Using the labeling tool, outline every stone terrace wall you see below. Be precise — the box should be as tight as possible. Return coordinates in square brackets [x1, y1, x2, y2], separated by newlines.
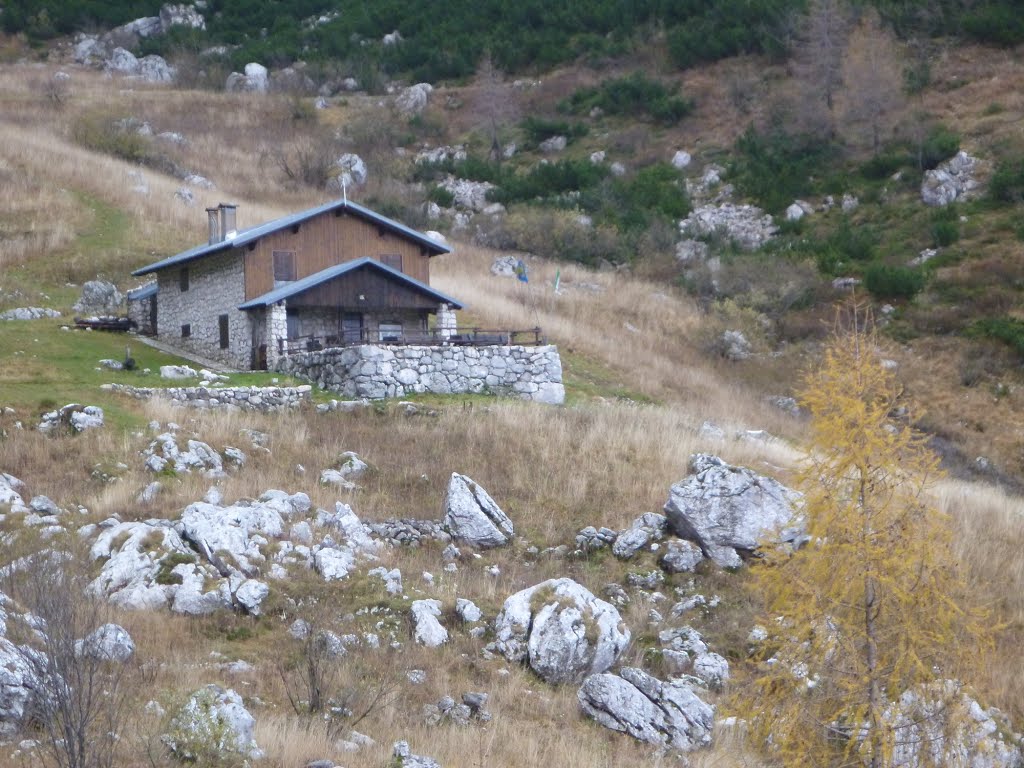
[103, 383, 311, 411]
[277, 344, 565, 404]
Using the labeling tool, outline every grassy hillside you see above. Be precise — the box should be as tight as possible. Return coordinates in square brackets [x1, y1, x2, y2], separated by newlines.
[1, 20, 1024, 766]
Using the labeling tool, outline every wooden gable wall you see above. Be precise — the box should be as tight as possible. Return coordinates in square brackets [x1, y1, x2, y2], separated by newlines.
[286, 266, 440, 311]
[243, 209, 432, 300]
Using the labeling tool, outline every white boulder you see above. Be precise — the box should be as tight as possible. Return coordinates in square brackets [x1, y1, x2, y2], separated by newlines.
[75, 623, 135, 663]
[663, 454, 804, 568]
[395, 83, 433, 116]
[492, 577, 630, 684]
[164, 685, 261, 761]
[443, 473, 513, 548]
[411, 599, 448, 647]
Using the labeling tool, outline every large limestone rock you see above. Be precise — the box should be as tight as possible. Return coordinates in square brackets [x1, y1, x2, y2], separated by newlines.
[73, 280, 123, 315]
[225, 63, 268, 93]
[663, 454, 803, 568]
[410, 599, 448, 647]
[443, 473, 513, 549]
[492, 578, 630, 684]
[578, 667, 714, 752]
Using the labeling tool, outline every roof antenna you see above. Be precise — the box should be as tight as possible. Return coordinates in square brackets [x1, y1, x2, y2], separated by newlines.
[342, 178, 348, 205]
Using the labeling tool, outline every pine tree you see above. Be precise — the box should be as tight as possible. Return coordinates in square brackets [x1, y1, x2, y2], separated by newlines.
[735, 303, 992, 767]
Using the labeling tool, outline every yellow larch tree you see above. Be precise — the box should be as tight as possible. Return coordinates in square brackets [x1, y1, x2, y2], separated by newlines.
[735, 304, 992, 767]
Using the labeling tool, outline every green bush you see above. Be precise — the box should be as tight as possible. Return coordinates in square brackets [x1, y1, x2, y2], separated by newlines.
[963, 3, 1024, 47]
[519, 116, 588, 147]
[489, 159, 607, 205]
[427, 186, 455, 207]
[812, 221, 879, 275]
[860, 150, 911, 180]
[563, 72, 694, 125]
[864, 264, 926, 299]
[929, 208, 960, 246]
[970, 317, 1024, 357]
[729, 126, 835, 214]
[919, 125, 960, 171]
[989, 158, 1024, 203]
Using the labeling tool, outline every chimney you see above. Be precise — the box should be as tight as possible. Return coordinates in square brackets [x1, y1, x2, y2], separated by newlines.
[206, 207, 220, 244]
[219, 203, 237, 240]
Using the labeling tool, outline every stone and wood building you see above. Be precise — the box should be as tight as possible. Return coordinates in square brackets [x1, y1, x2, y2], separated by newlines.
[131, 199, 461, 370]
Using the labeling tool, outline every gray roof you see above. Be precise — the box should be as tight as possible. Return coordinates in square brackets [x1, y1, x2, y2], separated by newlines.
[237, 257, 466, 310]
[126, 282, 158, 300]
[132, 198, 452, 277]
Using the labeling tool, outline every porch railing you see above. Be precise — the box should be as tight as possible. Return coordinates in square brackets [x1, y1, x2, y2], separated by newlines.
[277, 327, 545, 356]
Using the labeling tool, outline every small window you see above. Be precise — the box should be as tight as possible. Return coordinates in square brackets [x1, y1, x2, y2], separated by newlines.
[218, 314, 230, 349]
[273, 250, 296, 283]
[181, 323, 191, 338]
[179, 268, 189, 292]
[379, 322, 403, 342]
[380, 253, 403, 273]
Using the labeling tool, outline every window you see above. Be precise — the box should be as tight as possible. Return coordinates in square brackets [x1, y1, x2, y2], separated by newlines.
[379, 322, 403, 342]
[273, 250, 296, 283]
[380, 253, 403, 273]
[179, 268, 189, 292]
[218, 314, 229, 349]
[181, 323, 191, 338]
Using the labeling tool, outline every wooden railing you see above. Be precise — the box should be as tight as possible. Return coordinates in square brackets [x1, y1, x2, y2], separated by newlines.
[278, 327, 545, 356]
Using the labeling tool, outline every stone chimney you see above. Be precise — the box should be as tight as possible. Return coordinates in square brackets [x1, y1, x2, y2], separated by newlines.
[219, 203, 237, 240]
[206, 207, 220, 244]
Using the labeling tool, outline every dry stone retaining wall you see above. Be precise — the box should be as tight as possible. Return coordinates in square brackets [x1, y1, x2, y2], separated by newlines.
[277, 344, 565, 404]
[103, 383, 310, 411]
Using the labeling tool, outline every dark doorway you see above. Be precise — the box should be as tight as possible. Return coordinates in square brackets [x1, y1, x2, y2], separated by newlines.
[219, 314, 230, 349]
[342, 312, 363, 343]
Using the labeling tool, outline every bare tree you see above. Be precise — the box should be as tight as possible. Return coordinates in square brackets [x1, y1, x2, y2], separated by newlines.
[6, 554, 131, 768]
[790, 0, 852, 139]
[470, 52, 519, 166]
[838, 9, 906, 153]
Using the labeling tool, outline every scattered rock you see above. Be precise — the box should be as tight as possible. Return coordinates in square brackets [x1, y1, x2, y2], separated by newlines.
[612, 513, 667, 559]
[443, 473, 513, 548]
[410, 600, 448, 647]
[37, 404, 104, 435]
[492, 577, 630, 684]
[539, 135, 567, 153]
[396, 83, 433, 117]
[578, 667, 714, 752]
[0, 307, 61, 321]
[671, 150, 691, 169]
[226, 62, 268, 93]
[663, 454, 804, 568]
[391, 740, 441, 768]
[659, 540, 705, 574]
[75, 623, 135, 663]
[164, 685, 262, 761]
[455, 598, 482, 623]
[575, 526, 617, 552]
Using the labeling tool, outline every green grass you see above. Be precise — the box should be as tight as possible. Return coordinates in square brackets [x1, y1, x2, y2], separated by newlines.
[559, 349, 656, 405]
[0, 321, 307, 429]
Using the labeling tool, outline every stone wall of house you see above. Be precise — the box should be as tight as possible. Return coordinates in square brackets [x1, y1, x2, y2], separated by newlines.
[127, 294, 155, 334]
[277, 344, 565, 404]
[102, 383, 311, 411]
[155, 250, 253, 368]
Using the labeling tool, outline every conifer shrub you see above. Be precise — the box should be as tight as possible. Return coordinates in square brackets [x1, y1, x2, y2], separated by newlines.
[864, 264, 926, 299]
[562, 72, 694, 125]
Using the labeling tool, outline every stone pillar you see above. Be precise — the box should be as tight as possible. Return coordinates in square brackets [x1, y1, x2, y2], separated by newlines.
[436, 303, 457, 340]
[266, 301, 288, 367]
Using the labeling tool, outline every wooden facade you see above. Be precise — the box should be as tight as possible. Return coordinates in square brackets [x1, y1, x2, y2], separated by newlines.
[286, 266, 441, 311]
[242, 209, 432, 300]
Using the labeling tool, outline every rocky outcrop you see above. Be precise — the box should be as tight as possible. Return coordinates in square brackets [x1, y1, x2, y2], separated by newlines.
[226, 63, 269, 93]
[659, 539, 705, 573]
[679, 203, 777, 251]
[612, 513, 667, 559]
[326, 153, 367, 191]
[870, 680, 1022, 768]
[438, 177, 494, 211]
[492, 578, 630, 684]
[577, 667, 714, 753]
[663, 454, 804, 568]
[443, 473, 513, 548]
[0, 473, 28, 513]
[0, 639, 40, 736]
[392, 741, 441, 768]
[921, 151, 981, 207]
[142, 433, 227, 476]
